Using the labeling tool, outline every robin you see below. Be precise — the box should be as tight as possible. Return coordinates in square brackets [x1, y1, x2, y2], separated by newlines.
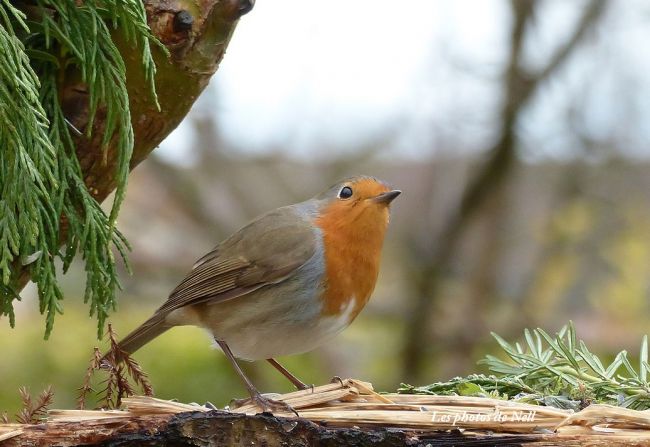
[110, 176, 400, 412]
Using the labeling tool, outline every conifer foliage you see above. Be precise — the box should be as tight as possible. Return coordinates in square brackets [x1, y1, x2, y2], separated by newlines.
[0, 0, 160, 338]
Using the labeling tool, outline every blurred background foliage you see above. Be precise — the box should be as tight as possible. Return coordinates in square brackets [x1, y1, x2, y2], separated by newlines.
[3, 0, 650, 415]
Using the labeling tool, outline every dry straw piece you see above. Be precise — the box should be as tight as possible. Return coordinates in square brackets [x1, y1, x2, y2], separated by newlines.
[3, 378, 650, 444]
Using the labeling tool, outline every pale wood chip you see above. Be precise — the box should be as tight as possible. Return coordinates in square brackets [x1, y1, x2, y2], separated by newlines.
[0, 428, 23, 442]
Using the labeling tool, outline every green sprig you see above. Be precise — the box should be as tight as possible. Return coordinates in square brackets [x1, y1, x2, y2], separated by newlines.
[401, 323, 650, 411]
[0, 0, 159, 338]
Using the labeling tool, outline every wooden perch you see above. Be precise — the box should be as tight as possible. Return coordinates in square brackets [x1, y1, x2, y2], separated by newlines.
[3, 379, 650, 446]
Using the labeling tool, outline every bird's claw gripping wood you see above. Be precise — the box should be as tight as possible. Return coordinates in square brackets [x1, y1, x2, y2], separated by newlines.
[230, 394, 300, 417]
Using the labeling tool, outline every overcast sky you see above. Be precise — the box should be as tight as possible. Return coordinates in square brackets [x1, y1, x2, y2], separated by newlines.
[157, 0, 650, 164]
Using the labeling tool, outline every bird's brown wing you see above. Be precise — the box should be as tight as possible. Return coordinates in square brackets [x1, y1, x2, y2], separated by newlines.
[156, 206, 318, 316]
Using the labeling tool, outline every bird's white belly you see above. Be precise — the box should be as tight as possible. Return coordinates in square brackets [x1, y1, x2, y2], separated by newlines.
[219, 298, 355, 360]
[185, 244, 355, 360]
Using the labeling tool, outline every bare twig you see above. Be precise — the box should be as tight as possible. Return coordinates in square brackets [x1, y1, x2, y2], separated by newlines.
[15, 386, 54, 424]
[124, 357, 154, 397]
[77, 348, 103, 410]
[78, 324, 154, 410]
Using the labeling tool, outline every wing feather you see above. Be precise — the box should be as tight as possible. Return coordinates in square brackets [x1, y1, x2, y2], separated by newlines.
[155, 206, 317, 316]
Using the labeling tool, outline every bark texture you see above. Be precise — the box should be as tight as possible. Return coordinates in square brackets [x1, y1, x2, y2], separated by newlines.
[68, 0, 251, 203]
[0, 411, 555, 446]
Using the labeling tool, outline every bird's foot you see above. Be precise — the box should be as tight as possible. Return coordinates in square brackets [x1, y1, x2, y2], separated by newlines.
[330, 375, 345, 386]
[293, 381, 314, 392]
[231, 393, 299, 416]
[204, 401, 219, 410]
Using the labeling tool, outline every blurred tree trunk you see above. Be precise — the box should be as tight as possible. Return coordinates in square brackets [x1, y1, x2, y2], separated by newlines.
[401, 0, 607, 383]
[14, 0, 253, 290]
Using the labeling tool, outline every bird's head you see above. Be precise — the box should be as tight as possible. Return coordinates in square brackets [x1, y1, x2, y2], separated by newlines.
[314, 176, 400, 234]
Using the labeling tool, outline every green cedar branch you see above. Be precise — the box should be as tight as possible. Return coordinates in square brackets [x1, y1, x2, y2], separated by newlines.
[1, 0, 251, 338]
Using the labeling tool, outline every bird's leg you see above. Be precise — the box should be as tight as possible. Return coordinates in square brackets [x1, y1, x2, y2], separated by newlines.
[215, 339, 298, 415]
[266, 358, 311, 391]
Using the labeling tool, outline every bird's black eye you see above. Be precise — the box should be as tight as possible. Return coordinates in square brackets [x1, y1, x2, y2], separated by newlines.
[338, 186, 353, 199]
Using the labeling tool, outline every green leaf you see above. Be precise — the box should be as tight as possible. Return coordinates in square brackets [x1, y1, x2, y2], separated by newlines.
[641, 335, 648, 383]
[457, 382, 486, 397]
[24, 49, 59, 66]
[604, 352, 625, 379]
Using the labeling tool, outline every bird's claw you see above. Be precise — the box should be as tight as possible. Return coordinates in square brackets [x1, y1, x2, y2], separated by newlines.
[204, 401, 218, 410]
[330, 375, 345, 386]
[294, 381, 314, 392]
[231, 394, 299, 417]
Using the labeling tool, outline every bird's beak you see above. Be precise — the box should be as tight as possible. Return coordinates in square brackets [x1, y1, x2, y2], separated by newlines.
[372, 190, 401, 204]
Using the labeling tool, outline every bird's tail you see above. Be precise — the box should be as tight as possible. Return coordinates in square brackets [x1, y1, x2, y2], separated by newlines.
[105, 314, 171, 363]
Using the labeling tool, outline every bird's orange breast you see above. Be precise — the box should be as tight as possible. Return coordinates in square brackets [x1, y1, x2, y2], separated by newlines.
[315, 189, 390, 321]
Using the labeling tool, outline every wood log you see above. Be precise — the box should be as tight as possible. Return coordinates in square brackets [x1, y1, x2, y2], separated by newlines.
[3, 380, 650, 446]
[0, 410, 550, 447]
